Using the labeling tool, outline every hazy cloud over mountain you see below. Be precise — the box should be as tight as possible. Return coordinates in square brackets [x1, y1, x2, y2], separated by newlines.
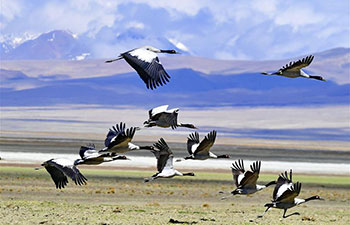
[1, 0, 349, 60]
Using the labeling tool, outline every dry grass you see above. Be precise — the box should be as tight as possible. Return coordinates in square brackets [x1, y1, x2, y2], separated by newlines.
[0, 166, 349, 224]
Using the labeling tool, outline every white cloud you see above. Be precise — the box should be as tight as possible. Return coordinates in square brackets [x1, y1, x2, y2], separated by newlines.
[73, 52, 90, 61]
[0, 0, 22, 21]
[168, 38, 190, 52]
[274, 5, 324, 31]
[227, 35, 240, 47]
[132, 0, 203, 17]
[316, 27, 342, 39]
[130, 0, 251, 23]
[215, 50, 250, 60]
[0, 0, 349, 60]
[125, 21, 145, 29]
[36, 1, 119, 35]
[0, 0, 121, 37]
[251, 0, 278, 15]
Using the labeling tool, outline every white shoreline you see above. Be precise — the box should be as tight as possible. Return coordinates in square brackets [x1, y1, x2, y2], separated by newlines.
[0, 151, 349, 175]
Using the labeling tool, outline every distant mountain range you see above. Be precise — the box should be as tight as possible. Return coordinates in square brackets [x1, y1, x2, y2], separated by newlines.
[1, 46, 349, 84]
[0, 30, 189, 60]
[0, 30, 349, 107]
[1, 68, 348, 107]
[1, 30, 88, 60]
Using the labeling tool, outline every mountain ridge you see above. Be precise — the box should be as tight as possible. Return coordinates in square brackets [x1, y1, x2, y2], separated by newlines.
[1, 68, 348, 107]
[1, 47, 349, 84]
[0, 30, 188, 60]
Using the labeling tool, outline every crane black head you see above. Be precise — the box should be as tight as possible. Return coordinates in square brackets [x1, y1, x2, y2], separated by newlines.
[160, 49, 181, 54]
[305, 195, 324, 202]
[217, 154, 230, 159]
[309, 75, 326, 81]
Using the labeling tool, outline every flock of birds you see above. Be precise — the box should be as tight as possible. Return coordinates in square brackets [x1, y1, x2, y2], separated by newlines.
[105, 46, 325, 90]
[40, 46, 325, 219]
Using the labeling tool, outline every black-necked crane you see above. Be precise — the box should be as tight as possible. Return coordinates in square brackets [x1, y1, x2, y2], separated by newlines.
[144, 105, 197, 129]
[177, 131, 229, 161]
[144, 138, 195, 182]
[99, 122, 154, 154]
[105, 46, 180, 89]
[261, 55, 326, 81]
[41, 158, 87, 189]
[75, 143, 129, 165]
[258, 170, 323, 218]
[221, 159, 276, 199]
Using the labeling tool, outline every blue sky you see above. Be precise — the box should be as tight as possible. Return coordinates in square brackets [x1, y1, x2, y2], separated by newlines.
[1, 0, 349, 60]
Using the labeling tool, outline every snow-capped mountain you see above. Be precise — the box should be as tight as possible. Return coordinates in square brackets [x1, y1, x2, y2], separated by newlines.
[87, 27, 191, 58]
[1, 29, 190, 60]
[1, 30, 89, 60]
[0, 32, 39, 49]
[0, 42, 13, 55]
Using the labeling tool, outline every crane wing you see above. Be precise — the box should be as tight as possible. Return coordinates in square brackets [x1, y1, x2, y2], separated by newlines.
[44, 159, 87, 188]
[149, 105, 169, 119]
[152, 138, 172, 172]
[104, 122, 136, 150]
[273, 170, 293, 201]
[239, 161, 261, 188]
[194, 130, 216, 155]
[157, 112, 178, 129]
[187, 132, 200, 155]
[122, 49, 171, 90]
[79, 143, 96, 159]
[50, 159, 87, 186]
[231, 159, 245, 187]
[44, 163, 68, 189]
[276, 182, 302, 203]
[279, 55, 314, 73]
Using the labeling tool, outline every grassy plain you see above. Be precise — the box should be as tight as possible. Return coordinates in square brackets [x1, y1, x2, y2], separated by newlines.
[0, 166, 349, 225]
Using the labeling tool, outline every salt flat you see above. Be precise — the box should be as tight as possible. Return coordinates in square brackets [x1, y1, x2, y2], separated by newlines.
[1, 105, 349, 176]
[1, 151, 349, 175]
[1, 105, 349, 144]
